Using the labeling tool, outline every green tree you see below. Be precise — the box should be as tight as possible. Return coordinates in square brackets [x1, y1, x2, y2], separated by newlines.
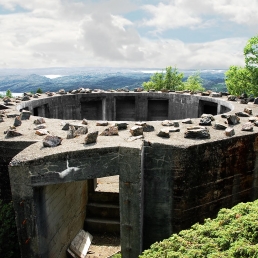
[226, 34, 258, 96]
[142, 72, 164, 91]
[36, 88, 43, 94]
[142, 66, 184, 91]
[184, 71, 205, 92]
[225, 66, 253, 96]
[5, 89, 12, 98]
[164, 66, 184, 90]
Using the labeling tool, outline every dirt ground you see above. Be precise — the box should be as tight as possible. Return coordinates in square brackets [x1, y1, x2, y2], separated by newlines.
[86, 232, 120, 258]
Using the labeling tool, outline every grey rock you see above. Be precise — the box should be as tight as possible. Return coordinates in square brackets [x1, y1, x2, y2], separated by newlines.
[100, 126, 119, 136]
[184, 127, 210, 139]
[173, 121, 180, 127]
[213, 122, 227, 130]
[127, 135, 144, 141]
[182, 118, 192, 124]
[254, 121, 258, 127]
[20, 110, 31, 120]
[74, 126, 88, 136]
[254, 97, 258, 104]
[114, 122, 128, 130]
[201, 92, 210, 96]
[130, 126, 143, 136]
[96, 121, 108, 126]
[228, 95, 236, 101]
[143, 124, 155, 132]
[82, 119, 88, 125]
[239, 99, 248, 104]
[6, 129, 22, 137]
[13, 116, 22, 127]
[157, 129, 170, 138]
[62, 123, 70, 130]
[210, 92, 221, 97]
[43, 135, 62, 147]
[35, 129, 50, 136]
[34, 124, 47, 130]
[135, 122, 146, 126]
[199, 117, 212, 126]
[244, 108, 252, 115]
[168, 127, 180, 132]
[33, 94, 38, 98]
[201, 114, 215, 121]
[67, 126, 75, 139]
[85, 131, 98, 144]
[241, 122, 253, 132]
[21, 95, 30, 101]
[225, 127, 235, 137]
[58, 89, 66, 94]
[161, 120, 174, 126]
[235, 111, 249, 117]
[248, 117, 257, 123]
[227, 115, 240, 125]
[221, 114, 230, 119]
[7, 113, 20, 118]
[0, 117, 4, 122]
[0, 104, 8, 110]
[34, 117, 45, 124]
[85, 88, 92, 93]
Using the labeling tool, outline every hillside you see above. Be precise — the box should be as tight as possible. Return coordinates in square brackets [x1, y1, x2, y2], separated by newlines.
[0, 67, 226, 93]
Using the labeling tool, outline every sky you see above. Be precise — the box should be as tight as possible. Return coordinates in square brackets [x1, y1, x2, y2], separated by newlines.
[0, 0, 257, 70]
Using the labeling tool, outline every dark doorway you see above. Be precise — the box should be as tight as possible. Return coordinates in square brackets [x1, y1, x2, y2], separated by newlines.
[81, 99, 103, 120]
[115, 97, 135, 121]
[148, 99, 169, 120]
[198, 100, 218, 117]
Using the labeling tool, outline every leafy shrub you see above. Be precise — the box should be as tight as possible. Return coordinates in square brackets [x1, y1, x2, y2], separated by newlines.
[0, 200, 20, 258]
[36, 88, 43, 94]
[140, 200, 258, 258]
[5, 89, 12, 98]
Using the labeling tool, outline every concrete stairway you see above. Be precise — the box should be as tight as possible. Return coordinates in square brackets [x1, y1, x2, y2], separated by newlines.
[84, 192, 120, 235]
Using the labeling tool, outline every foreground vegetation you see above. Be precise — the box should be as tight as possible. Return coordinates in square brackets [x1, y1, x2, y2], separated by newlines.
[140, 200, 258, 258]
[0, 200, 20, 258]
[226, 34, 258, 96]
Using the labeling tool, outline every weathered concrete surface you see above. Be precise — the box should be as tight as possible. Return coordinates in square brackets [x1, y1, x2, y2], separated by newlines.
[16, 92, 233, 121]
[2, 91, 258, 257]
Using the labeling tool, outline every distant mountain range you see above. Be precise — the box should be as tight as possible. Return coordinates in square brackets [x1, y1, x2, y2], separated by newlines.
[0, 67, 227, 93]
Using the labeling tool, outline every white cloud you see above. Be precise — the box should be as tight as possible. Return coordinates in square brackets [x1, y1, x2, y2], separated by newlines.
[0, 0, 253, 69]
[78, 12, 144, 61]
[141, 2, 202, 31]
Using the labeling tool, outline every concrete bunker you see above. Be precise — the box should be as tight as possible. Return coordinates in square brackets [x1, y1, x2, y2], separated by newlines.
[3, 91, 258, 258]
[20, 92, 233, 121]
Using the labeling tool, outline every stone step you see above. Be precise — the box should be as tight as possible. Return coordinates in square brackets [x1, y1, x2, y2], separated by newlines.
[87, 202, 120, 220]
[84, 218, 120, 234]
[88, 192, 119, 205]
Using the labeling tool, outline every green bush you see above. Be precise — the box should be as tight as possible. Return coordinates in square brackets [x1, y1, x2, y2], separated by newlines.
[140, 200, 258, 257]
[0, 200, 20, 258]
[36, 88, 43, 94]
[5, 89, 12, 98]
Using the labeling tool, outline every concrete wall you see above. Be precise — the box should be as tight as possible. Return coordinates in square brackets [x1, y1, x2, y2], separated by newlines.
[0, 141, 35, 202]
[9, 146, 143, 258]
[34, 181, 88, 258]
[143, 135, 258, 249]
[17, 93, 233, 121]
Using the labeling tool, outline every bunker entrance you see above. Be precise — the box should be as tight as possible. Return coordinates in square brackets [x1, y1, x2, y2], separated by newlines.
[115, 97, 135, 121]
[148, 99, 169, 120]
[85, 176, 121, 255]
[81, 99, 103, 120]
[198, 100, 218, 117]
